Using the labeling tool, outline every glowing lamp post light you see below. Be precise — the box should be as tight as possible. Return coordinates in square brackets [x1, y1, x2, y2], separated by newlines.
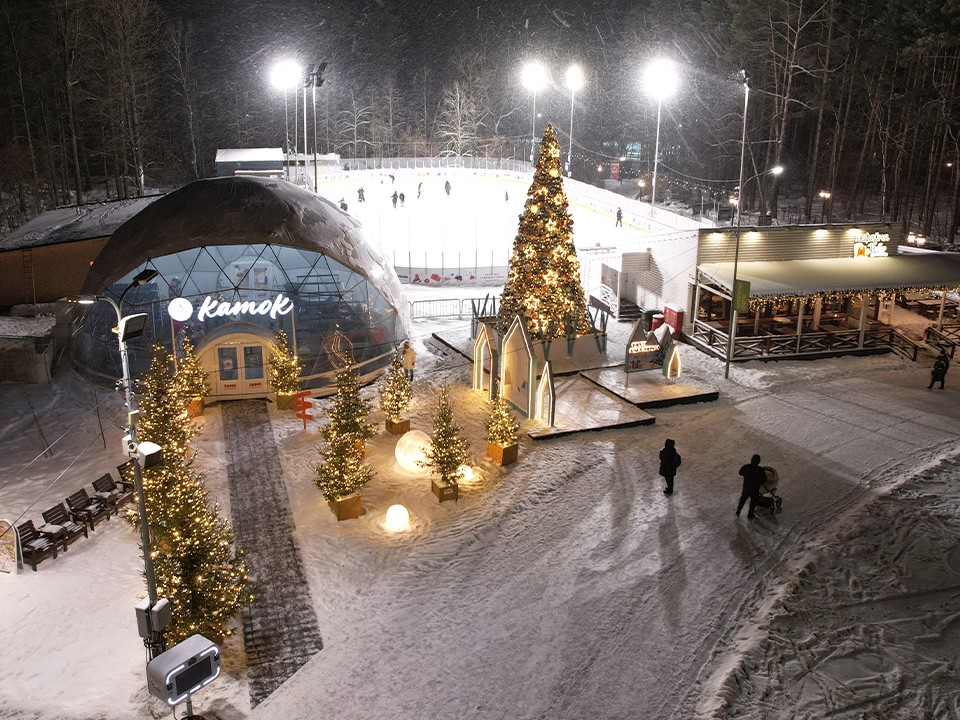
[270, 60, 301, 181]
[521, 61, 548, 163]
[564, 64, 584, 177]
[643, 58, 679, 212]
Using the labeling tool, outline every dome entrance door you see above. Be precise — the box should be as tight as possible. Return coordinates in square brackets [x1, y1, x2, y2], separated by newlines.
[214, 342, 269, 398]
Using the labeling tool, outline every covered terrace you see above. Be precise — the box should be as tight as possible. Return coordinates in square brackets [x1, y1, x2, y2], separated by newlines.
[689, 254, 960, 363]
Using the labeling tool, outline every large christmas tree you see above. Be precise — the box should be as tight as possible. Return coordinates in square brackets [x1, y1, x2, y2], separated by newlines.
[420, 386, 470, 485]
[497, 124, 592, 339]
[315, 364, 375, 500]
[130, 346, 252, 644]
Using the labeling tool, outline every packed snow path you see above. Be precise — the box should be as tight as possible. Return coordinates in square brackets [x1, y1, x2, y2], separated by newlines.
[220, 399, 323, 705]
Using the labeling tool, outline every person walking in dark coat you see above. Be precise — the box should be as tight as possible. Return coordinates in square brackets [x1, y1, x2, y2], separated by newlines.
[417, 181, 423, 198]
[658, 439, 681, 495]
[391, 190, 398, 208]
[928, 349, 950, 389]
[357, 187, 365, 202]
[444, 180, 451, 196]
[737, 454, 767, 519]
[398, 192, 405, 206]
[615, 207, 623, 227]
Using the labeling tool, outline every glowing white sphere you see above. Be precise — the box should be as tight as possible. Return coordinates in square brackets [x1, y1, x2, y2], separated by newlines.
[167, 297, 193, 322]
[384, 504, 410, 532]
[395, 430, 432, 473]
[457, 465, 475, 482]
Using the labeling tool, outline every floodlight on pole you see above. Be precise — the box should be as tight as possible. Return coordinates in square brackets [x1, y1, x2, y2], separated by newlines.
[69, 267, 166, 659]
[521, 61, 548, 164]
[565, 64, 584, 178]
[643, 58, 679, 212]
[725, 69, 751, 380]
[271, 60, 301, 181]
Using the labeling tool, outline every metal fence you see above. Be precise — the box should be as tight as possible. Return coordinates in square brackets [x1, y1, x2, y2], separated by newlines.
[408, 296, 500, 320]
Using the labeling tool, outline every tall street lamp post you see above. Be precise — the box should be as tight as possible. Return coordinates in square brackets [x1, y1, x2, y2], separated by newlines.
[643, 58, 679, 212]
[271, 60, 301, 182]
[521, 61, 548, 164]
[565, 64, 584, 178]
[75, 268, 166, 658]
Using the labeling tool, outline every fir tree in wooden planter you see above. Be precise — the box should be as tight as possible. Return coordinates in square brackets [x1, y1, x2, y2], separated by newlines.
[379, 348, 412, 435]
[176, 337, 209, 417]
[269, 327, 302, 410]
[421, 386, 470, 503]
[315, 365, 375, 520]
[485, 396, 520, 466]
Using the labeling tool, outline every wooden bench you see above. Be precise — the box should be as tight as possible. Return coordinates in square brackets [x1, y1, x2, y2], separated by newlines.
[66, 489, 111, 531]
[116, 461, 136, 493]
[92, 473, 133, 509]
[41, 503, 89, 549]
[16, 520, 58, 571]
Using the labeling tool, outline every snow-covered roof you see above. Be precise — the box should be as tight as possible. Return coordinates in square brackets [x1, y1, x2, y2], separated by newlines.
[698, 255, 960, 297]
[0, 196, 161, 251]
[81, 176, 409, 325]
[0, 314, 56, 338]
[215, 148, 283, 163]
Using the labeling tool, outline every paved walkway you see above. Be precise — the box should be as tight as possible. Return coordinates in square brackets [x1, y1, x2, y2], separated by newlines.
[220, 399, 323, 706]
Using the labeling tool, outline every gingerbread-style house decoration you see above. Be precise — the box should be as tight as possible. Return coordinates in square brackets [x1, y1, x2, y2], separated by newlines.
[500, 316, 537, 418]
[473, 321, 499, 401]
[535, 360, 556, 427]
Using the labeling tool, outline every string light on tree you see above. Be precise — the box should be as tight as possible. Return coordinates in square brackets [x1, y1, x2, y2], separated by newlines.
[378, 347, 411, 422]
[419, 386, 470, 486]
[268, 325, 302, 396]
[314, 364, 375, 501]
[129, 346, 252, 644]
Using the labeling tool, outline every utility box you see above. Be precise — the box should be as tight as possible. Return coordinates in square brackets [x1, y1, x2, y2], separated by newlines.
[146, 634, 221, 706]
[663, 303, 685, 339]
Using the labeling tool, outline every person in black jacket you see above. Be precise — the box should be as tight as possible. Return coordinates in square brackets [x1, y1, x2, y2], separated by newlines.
[737, 454, 766, 519]
[658, 439, 681, 495]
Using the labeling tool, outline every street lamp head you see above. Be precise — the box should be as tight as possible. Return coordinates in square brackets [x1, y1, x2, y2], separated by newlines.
[565, 64, 584, 92]
[521, 61, 548, 93]
[68, 295, 97, 305]
[270, 60, 302, 91]
[770, 165, 784, 176]
[644, 58, 679, 101]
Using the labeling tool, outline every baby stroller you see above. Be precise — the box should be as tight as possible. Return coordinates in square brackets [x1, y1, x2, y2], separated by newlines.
[755, 466, 783, 515]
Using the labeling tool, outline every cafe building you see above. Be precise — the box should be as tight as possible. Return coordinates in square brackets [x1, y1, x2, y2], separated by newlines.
[73, 176, 410, 398]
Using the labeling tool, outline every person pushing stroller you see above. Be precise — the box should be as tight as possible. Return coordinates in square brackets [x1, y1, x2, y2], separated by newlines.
[736, 454, 766, 519]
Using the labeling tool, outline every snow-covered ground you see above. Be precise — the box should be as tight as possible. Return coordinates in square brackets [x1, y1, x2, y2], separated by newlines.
[1, 170, 958, 719]
[1, 309, 958, 719]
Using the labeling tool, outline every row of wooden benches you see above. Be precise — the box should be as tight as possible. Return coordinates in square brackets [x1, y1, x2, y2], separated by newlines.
[16, 466, 135, 571]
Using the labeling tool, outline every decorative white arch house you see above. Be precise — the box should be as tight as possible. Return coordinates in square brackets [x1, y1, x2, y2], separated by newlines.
[472, 321, 498, 401]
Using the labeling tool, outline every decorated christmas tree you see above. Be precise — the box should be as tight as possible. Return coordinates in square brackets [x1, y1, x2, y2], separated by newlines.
[420, 386, 470, 485]
[486, 395, 520, 447]
[175, 336, 209, 401]
[268, 326, 302, 395]
[378, 348, 411, 422]
[315, 364, 375, 500]
[497, 124, 592, 339]
[129, 346, 252, 643]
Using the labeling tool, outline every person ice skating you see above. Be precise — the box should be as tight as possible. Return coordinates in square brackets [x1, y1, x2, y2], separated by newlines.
[737, 454, 766, 519]
[417, 181, 423, 198]
[928, 349, 950, 389]
[357, 187, 365, 202]
[505, 190, 509, 203]
[658, 439, 681, 495]
[444, 180, 451, 196]
[339, 198, 348, 211]
[398, 192, 405, 206]
[391, 190, 398, 208]
[616, 207, 623, 227]
[401, 341, 416, 381]
[389, 173, 395, 184]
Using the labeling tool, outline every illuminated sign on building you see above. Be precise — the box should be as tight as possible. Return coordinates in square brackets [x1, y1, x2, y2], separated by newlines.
[853, 232, 890, 259]
[167, 294, 294, 322]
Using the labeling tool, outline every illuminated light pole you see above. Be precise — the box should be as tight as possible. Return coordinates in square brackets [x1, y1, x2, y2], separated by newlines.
[73, 268, 166, 658]
[818, 189, 832, 223]
[565, 64, 584, 178]
[643, 58, 679, 212]
[521, 61, 548, 164]
[271, 60, 301, 182]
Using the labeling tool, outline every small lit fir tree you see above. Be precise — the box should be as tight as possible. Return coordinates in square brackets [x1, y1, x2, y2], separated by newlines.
[315, 364, 375, 500]
[486, 395, 520, 448]
[129, 346, 252, 644]
[175, 336, 209, 400]
[268, 326, 302, 395]
[378, 348, 411, 422]
[497, 124, 592, 339]
[420, 385, 470, 485]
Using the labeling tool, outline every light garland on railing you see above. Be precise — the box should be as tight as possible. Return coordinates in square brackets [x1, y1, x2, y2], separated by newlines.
[746, 285, 960, 312]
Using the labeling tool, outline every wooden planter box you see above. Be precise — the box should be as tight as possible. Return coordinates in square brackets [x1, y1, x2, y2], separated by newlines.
[386, 418, 410, 435]
[187, 397, 204, 417]
[431, 480, 459, 503]
[328, 492, 363, 521]
[275, 393, 297, 410]
[487, 441, 519, 466]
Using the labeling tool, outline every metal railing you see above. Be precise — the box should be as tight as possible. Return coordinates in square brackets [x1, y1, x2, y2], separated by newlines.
[409, 296, 500, 320]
